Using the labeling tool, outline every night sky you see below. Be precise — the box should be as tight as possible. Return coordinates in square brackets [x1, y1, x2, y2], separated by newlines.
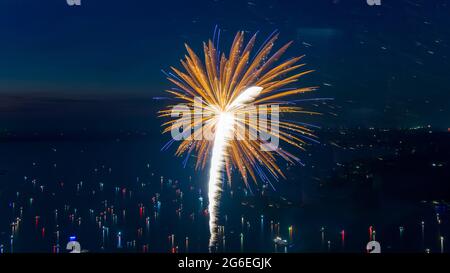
[1, 0, 449, 133]
[1, 0, 450, 255]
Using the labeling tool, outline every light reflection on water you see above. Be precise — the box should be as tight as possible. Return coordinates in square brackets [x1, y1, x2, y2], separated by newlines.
[0, 139, 448, 253]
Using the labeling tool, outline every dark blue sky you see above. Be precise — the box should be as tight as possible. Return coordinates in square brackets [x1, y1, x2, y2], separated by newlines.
[0, 0, 449, 131]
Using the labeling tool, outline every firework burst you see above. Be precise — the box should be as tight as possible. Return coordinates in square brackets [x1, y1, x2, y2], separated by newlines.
[159, 30, 319, 248]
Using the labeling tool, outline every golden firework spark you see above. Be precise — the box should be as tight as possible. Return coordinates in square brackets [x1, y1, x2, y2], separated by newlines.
[159, 30, 319, 247]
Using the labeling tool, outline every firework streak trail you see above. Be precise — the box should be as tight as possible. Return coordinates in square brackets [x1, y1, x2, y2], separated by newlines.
[159, 31, 320, 249]
[208, 86, 262, 247]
